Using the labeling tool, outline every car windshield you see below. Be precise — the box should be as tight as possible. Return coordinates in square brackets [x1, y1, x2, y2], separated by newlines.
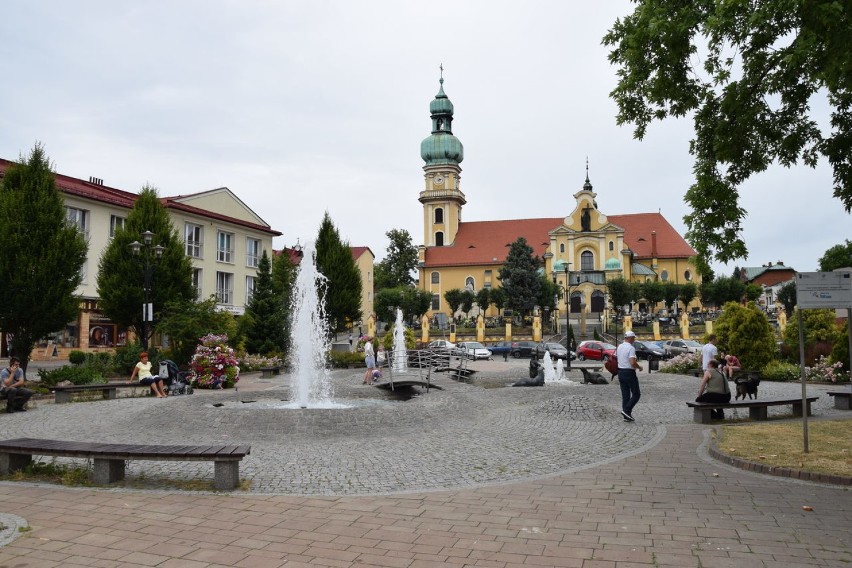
[601, 343, 616, 350]
[546, 343, 563, 349]
[466, 342, 485, 349]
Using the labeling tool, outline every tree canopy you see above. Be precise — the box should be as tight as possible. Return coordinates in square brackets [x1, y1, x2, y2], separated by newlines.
[97, 186, 195, 347]
[818, 239, 852, 271]
[0, 144, 87, 369]
[314, 212, 362, 332]
[374, 229, 418, 290]
[498, 237, 541, 316]
[604, 1, 851, 272]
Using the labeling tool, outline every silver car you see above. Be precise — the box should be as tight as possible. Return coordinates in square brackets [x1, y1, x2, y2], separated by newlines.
[662, 339, 703, 356]
[457, 341, 492, 360]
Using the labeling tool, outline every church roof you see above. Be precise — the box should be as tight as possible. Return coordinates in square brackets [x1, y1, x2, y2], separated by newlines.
[422, 212, 695, 267]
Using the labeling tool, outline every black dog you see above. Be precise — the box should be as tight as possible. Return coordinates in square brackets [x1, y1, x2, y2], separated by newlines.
[579, 368, 608, 385]
[735, 376, 760, 400]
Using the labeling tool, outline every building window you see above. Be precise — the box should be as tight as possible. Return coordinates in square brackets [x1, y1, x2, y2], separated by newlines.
[560, 243, 565, 253]
[246, 275, 256, 304]
[580, 250, 594, 271]
[109, 215, 125, 238]
[465, 276, 475, 291]
[216, 271, 233, 304]
[684, 269, 692, 281]
[217, 231, 234, 263]
[484, 282, 492, 289]
[431, 271, 440, 284]
[431, 294, 440, 310]
[435, 208, 444, 224]
[435, 231, 444, 246]
[185, 223, 203, 258]
[191, 268, 203, 300]
[660, 269, 669, 281]
[65, 207, 89, 237]
[609, 241, 614, 251]
[246, 237, 261, 268]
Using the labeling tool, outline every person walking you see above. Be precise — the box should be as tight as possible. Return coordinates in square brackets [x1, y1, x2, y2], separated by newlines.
[616, 331, 643, 422]
[701, 334, 718, 371]
[363, 340, 376, 385]
[696, 359, 731, 419]
[1, 357, 33, 412]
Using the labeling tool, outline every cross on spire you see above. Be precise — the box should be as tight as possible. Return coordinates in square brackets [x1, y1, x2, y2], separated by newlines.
[439, 63, 444, 84]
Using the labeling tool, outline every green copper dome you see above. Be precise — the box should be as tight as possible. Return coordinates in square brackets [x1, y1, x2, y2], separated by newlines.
[421, 77, 464, 165]
[605, 257, 622, 270]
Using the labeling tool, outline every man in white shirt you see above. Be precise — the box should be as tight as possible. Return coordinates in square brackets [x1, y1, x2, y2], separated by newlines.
[615, 331, 643, 422]
[701, 334, 718, 371]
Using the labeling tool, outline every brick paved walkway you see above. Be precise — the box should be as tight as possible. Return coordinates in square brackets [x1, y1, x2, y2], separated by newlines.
[0, 363, 848, 566]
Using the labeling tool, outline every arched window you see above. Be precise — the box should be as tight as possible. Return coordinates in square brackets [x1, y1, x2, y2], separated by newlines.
[559, 243, 565, 253]
[684, 269, 692, 281]
[660, 270, 669, 281]
[465, 276, 475, 291]
[435, 232, 444, 246]
[580, 250, 594, 271]
[609, 241, 614, 251]
[431, 271, 440, 284]
[434, 208, 444, 224]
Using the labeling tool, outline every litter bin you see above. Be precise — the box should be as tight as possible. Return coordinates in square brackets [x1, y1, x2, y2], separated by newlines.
[648, 357, 659, 372]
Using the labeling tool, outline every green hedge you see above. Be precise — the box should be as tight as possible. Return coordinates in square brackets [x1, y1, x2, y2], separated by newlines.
[37, 366, 106, 387]
[328, 351, 365, 368]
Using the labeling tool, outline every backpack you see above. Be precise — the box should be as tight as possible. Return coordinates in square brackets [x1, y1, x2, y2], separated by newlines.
[604, 356, 618, 377]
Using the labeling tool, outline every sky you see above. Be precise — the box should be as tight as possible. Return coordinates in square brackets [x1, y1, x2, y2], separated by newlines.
[1, 1, 848, 277]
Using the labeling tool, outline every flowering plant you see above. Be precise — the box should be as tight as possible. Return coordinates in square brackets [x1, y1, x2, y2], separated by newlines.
[190, 334, 240, 389]
[239, 353, 283, 372]
[658, 351, 701, 374]
[805, 356, 849, 383]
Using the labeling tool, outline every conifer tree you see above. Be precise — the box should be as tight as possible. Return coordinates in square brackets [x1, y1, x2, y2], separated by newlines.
[244, 251, 286, 355]
[0, 144, 87, 370]
[498, 237, 541, 317]
[314, 212, 362, 333]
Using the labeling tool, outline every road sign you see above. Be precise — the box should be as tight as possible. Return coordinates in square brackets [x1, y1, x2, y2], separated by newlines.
[796, 271, 852, 309]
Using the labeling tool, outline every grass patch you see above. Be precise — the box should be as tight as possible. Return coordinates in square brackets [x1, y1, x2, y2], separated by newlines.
[718, 419, 852, 477]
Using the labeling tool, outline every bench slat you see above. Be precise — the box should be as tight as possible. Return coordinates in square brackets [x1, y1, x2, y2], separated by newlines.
[0, 438, 250, 459]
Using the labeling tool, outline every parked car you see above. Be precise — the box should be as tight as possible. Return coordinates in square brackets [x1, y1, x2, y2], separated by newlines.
[662, 339, 703, 356]
[510, 340, 538, 358]
[534, 342, 574, 361]
[457, 341, 492, 360]
[488, 341, 513, 357]
[633, 340, 668, 361]
[576, 340, 617, 361]
[426, 339, 458, 354]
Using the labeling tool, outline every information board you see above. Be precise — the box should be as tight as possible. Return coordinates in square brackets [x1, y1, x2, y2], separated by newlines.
[795, 271, 852, 309]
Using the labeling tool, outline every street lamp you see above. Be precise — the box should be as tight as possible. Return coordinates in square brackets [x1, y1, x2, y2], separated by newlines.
[129, 230, 164, 349]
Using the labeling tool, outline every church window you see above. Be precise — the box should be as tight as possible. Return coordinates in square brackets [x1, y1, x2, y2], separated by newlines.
[580, 251, 594, 271]
[435, 208, 444, 224]
[661, 270, 669, 281]
[684, 269, 692, 281]
[431, 272, 440, 284]
[435, 232, 444, 246]
[431, 294, 440, 310]
[609, 241, 614, 251]
[559, 243, 565, 253]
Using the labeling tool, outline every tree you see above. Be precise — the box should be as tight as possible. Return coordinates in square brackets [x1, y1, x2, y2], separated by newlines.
[498, 237, 541, 316]
[661, 282, 681, 313]
[604, 2, 852, 271]
[641, 280, 664, 314]
[700, 276, 746, 308]
[475, 288, 491, 315]
[744, 283, 763, 303]
[98, 187, 194, 348]
[443, 289, 464, 318]
[606, 277, 632, 314]
[679, 282, 698, 313]
[157, 296, 236, 366]
[375, 286, 431, 325]
[818, 239, 852, 271]
[713, 302, 776, 371]
[460, 289, 475, 316]
[490, 287, 507, 314]
[777, 281, 797, 317]
[374, 229, 418, 290]
[244, 251, 287, 355]
[783, 308, 842, 353]
[536, 275, 560, 313]
[271, 249, 298, 355]
[315, 212, 362, 333]
[0, 145, 87, 371]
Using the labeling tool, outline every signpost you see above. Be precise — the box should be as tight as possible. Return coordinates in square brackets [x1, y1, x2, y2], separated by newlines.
[794, 271, 852, 452]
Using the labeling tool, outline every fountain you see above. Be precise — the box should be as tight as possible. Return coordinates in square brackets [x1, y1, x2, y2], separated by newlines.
[287, 240, 344, 409]
[542, 351, 579, 385]
[392, 308, 408, 372]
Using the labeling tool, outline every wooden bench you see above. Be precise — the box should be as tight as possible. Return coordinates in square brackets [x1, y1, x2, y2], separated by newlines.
[686, 397, 818, 424]
[0, 438, 250, 490]
[260, 365, 281, 378]
[827, 391, 851, 410]
[50, 382, 146, 404]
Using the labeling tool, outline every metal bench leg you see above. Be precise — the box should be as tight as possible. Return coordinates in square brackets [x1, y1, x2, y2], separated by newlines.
[693, 408, 712, 424]
[214, 460, 239, 490]
[55, 391, 71, 404]
[749, 407, 768, 420]
[0, 452, 32, 474]
[93, 458, 125, 484]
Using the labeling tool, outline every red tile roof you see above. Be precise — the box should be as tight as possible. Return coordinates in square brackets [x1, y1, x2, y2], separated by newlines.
[0, 158, 281, 236]
[350, 246, 374, 261]
[423, 213, 695, 267]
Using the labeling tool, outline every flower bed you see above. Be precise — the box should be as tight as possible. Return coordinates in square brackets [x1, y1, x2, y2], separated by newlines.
[190, 334, 240, 389]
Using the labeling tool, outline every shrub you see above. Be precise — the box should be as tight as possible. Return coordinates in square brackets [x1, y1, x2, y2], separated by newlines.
[239, 354, 284, 372]
[68, 350, 86, 365]
[830, 328, 849, 373]
[381, 325, 416, 350]
[113, 343, 155, 375]
[658, 351, 701, 374]
[328, 351, 365, 368]
[713, 301, 776, 370]
[37, 365, 105, 387]
[805, 356, 850, 383]
[782, 308, 842, 364]
[190, 334, 240, 389]
[761, 360, 800, 382]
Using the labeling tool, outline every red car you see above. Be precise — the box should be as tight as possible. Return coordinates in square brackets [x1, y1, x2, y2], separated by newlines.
[576, 340, 617, 362]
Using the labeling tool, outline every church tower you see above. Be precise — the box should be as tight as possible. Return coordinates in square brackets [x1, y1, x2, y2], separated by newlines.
[419, 71, 465, 247]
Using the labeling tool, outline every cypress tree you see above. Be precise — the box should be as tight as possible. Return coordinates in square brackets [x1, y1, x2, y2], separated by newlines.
[314, 212, 362, 334]
[244, 251, 286, 355]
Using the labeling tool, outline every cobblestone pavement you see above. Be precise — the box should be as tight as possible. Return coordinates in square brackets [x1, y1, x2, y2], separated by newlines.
[0, 360, 849, 566]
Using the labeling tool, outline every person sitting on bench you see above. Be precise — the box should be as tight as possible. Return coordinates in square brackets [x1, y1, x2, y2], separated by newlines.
[723, 353, 741, 379]
[129, 352, 167, 398]
[1, 357, 33, 412]
[696, 359, 731, 419]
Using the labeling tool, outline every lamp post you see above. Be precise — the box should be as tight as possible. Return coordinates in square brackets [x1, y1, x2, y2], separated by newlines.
[129, 230, 164, 350]
[553, 262, 574, 369]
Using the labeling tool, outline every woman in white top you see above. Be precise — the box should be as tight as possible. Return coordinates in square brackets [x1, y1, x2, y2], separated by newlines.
[363, 341, 376, 385]
[129, 352, 167, 398]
